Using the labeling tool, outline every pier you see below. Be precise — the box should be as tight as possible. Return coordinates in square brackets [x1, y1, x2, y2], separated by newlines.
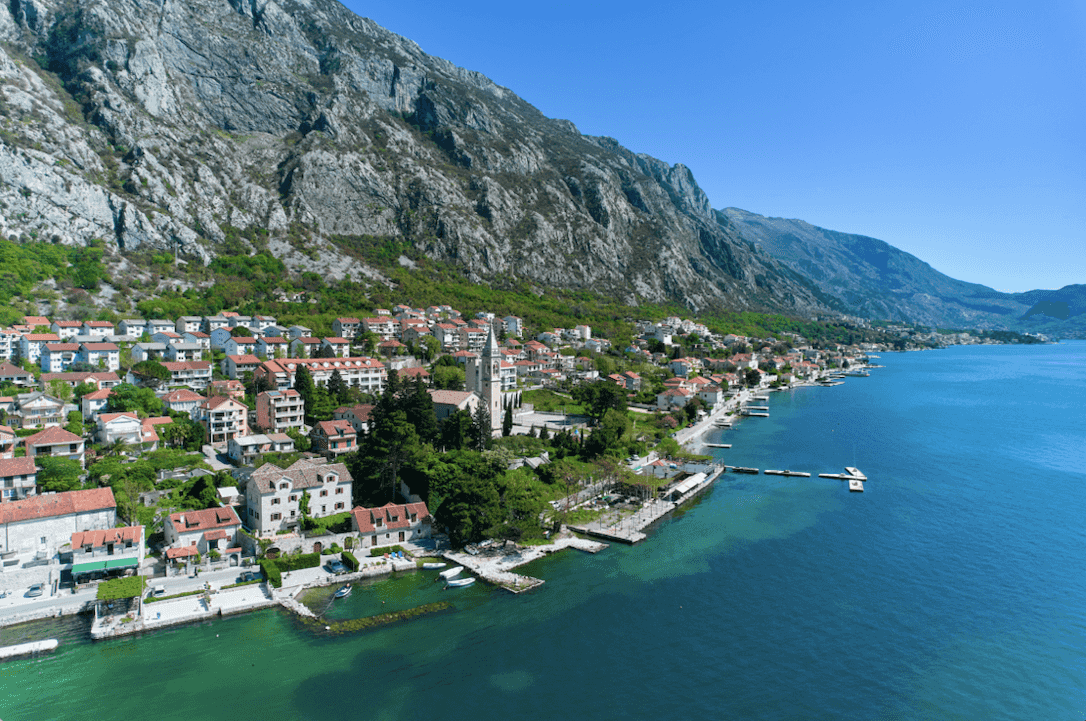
[845, 467, 867, 480]
[764, 470, 811, 477]
[727, 466, 760, 474]
[444, 537, 606, 593]
[0, 639, 58, 660]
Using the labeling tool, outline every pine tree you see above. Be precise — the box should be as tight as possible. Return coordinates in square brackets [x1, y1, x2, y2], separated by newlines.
[502, 405, 513, 437]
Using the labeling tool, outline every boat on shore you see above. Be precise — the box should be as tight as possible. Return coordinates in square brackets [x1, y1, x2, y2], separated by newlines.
[422, 562, 447, 570]
[445, 577, 475, 588]
[334, 584, 352, 599]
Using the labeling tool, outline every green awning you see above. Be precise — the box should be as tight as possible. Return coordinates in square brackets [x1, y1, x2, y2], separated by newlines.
[71, 560, 107, 575]
[104, 557, 138, 569]
[72, 557, 139, 575]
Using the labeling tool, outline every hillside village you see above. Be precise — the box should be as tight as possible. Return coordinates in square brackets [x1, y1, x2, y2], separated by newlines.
[0, 302, 975, 631]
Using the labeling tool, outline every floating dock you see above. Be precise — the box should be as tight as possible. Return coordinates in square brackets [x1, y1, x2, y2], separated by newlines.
[848, 479, 865, 492]
[819, 473, 854, 480]
[0, 639, 58, 660]
[743, 412, 769, 417]
[704, 443, 731, 449]
[764, 470, 811, 477]
[745, 405, 770, 412]
[845, 467, 867, 481]
[728, 466, 760, 474]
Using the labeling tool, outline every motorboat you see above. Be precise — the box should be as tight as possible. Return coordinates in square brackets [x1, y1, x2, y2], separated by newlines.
[333, 584, 352, 599]
[438, 566, 463, 580]
[422, 562, 447, 570]
[445, 577, 475, 588]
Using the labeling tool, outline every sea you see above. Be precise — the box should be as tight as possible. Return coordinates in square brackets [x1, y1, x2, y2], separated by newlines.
[2, 341, 1084, 721]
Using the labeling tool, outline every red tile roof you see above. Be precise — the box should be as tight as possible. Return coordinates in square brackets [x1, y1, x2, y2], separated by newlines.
[0, 457, 36, 477]
[165, 546, 198, 559]
[167, 506, 241, 533]
[0, 487, 115, 524]
[25, 426, 83, 447]
[203, 529, 228, 541]
[351, 502, 430, 533]
[71, 525, 141, 548]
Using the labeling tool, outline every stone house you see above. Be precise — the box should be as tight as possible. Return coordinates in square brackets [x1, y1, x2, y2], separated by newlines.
[244, 458, 352, 535]
[350, 502, 431, 550]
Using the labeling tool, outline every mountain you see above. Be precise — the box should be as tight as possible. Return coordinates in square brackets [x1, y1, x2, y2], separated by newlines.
[0, 0, 834, 317]
[718, 208, 1034, 327]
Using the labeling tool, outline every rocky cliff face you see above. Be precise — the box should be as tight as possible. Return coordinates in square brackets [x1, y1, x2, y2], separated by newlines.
[0, 0, 831, 316]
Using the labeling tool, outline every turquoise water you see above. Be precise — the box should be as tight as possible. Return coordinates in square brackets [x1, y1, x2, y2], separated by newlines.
[3, 342, 1085, 720]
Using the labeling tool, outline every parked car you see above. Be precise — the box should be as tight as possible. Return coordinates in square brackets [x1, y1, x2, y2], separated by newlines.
[237, 571, 260, 583]
[26, 583, 44, 598]
[326, 560, 348, 575]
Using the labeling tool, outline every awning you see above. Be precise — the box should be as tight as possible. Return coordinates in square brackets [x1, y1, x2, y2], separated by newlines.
[71, 556, 138, 575]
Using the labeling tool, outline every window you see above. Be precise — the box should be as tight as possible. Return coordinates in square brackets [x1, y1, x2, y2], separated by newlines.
[335, 487, 343, 495]
[270, 513, 281, 521]
[335, 502, 344, 510]
[272, 498, 280, 505]
[289, 495, 297, 502]
[320, 490, 328, 497]
[290, 510, 295, 518]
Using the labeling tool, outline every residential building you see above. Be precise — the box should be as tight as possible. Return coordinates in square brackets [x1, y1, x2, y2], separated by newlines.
[81, 321, 115, 337]
[256, 390, 304, 434]
[19, 333, 61, 365]
[207, 379, 244, 400]
[427, 389, 480, 423]
[0, 361, 33, 387]
[310, 420, 357, 459]
[164, 343, 204, 362]
[163, 506, 242, 561]
[223, 336, 258, 358]
[39, 371, 120, 391]
[24, 426, 85, 468]
[0, 487, 116, 558]
[0, 424, 15, 459]
[362, 317, 396, 341]
[64, 525, 145, 583]
[117, 319, 148, 338]
[227, 433, 295, 466]
[332, 404, 373, 435]
[193, 396, 249, 447]
[245, 458, 352, 535]
[351, 502, 431, 549]
[41, 343, 81, 372]
[255, 336, 289, 358]
[161, 361, 212, 389]
[202, 315, 230, 334]
[50, 320, 83, 340]
[286, 325, 312, 340]
[78, 342, 120, 372]
[333, 318, 361, 339]
[288, 337, 322, 358]
[0, 457, 37, 501]
[132, 342, 167, 362]
[97, 412, 143, 445]
[223, 354, 262, 380]
[503, 315, 523, 337]
[0, 331, 22, 361]
[81, 389, 112, 422]
[252, 315, 278, 332]
[160, 388, 204, 415]
[458, 327, 487, 353]
[175, 316, 203, 334]
[256, 358, 387, 395]
[14, 392, 66, 428]
[320, 337, 350, 358]
[182, 331, 211, 350]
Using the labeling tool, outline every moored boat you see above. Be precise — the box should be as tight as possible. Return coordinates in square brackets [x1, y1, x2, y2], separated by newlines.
[438, 566, 463, 580]
[334, 584, 352, 599]
[445, 577, 475, 588]
[422, 562, 447, 570]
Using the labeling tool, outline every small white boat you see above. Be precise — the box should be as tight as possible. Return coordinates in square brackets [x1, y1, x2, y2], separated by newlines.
[422, 562, 447, 570]
[438, 566, 463, 580]
[445, 577, 475, 588]
[333, 584, 352, 599]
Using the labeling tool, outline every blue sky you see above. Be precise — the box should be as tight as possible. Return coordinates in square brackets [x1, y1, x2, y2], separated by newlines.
[342, 0, 1085, 293]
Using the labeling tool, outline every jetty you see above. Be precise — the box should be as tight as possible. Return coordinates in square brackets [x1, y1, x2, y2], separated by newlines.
[0, 639, 58, 660]
[764, 470, 811, 477]
[742, 411, 769, 417]
[444, 537, 605, 593]
[745, 405, 770, 412]
[728, 466, 760, 474]
[704, 443, 731, 449]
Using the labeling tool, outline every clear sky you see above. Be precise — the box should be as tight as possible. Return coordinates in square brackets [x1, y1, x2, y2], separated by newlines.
[341, 0, 1085, 293]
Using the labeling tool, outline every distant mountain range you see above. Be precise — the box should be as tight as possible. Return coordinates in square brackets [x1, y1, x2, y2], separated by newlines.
[719, 208, 1084, 336]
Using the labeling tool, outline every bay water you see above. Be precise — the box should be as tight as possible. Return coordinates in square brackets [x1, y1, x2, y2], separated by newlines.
[2, 342, 1084, 720]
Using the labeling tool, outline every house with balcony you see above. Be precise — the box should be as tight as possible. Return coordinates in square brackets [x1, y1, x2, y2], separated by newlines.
[97, 412, 144, 445]
[161, 361, 212, 389]
[333, 317, 361, 339]
[288, 337, 322, 358]
[25, 426, 85, 468]
[14, 391, 66, 428]
[321, 337, 350, 357]
[207, 379, 244, 400]
[351, 502, 431, 550]
[255, 336, 289, 358]
[223, 354, 262, 380]
[0, 457, 37, 502]
[223, 336, 258, 358]
[78, 342, 120, 372]
[81, 321, 115, 337]
[362, 317, 396, 341]
[81, 388, 112, 422]
[0, 361, 33, 387]
[256, 358, 387, 394]
[50, 320, 84, 340]
[202, 315, 230, 334]
[244, 458, 352, 535]
[182, 331, 211, 350]
[19, 333, 61, 365]
[163, 506, 242, 562]
[41, 343, 80, 373]
[0, 425, 15, 459]
[132, 342, 166, 363]
[117, 319, 148, 338]
[175, 316, 203, 334]
[160, 388, 204, 415]
[310, 420, 357, 460]
[332, 404, 373, 435]
[256, 389, 304, 434]
[164, 343, 204, 362]
[194, 396, 248, 447]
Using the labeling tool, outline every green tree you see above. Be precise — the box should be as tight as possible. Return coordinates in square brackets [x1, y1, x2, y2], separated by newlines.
[131, 360, 170, 385]
[502, 405, 513, 437]
[37, 457, 83, 493]
[293, 364, 316, 419]
[584, 408, 631, 458]
[65, 410, 83, 437]
[48, 380, 73, 403]
[572, 381, 628, 424]
[469, 403, 491, 451]
[72, 381, 98, 401]
[439, 409, 473, 450]
[403, 376, 437, 444]
[433, 365, 465, 391]
[106, 383, 164, 417]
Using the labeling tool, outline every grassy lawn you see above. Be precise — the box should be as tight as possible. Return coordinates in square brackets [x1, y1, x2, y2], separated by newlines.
[522, 389, 585, 414]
